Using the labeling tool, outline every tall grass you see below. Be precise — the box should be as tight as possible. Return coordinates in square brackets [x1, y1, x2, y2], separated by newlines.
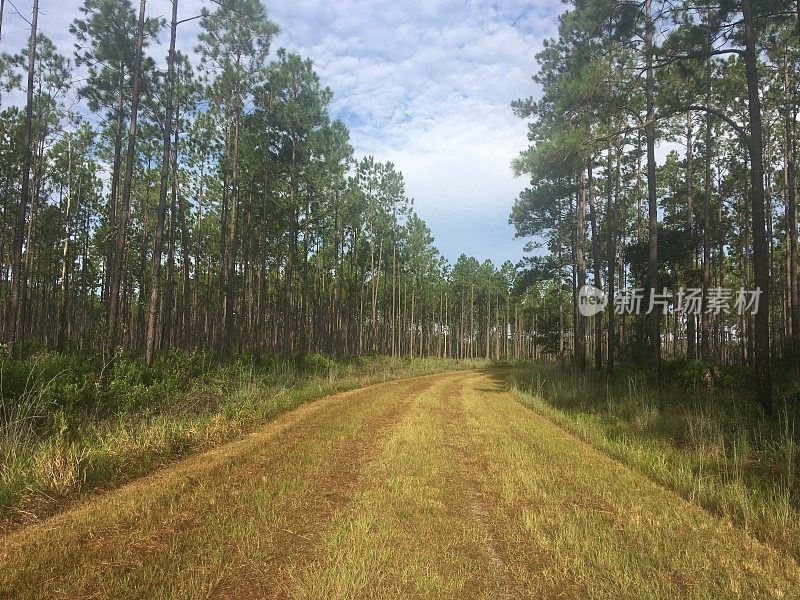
[506, 361, 800, 559]
[0, 350, 482, 528]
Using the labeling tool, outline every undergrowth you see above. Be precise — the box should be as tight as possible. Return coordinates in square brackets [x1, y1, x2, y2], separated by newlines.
[505, 360, 800, 560]
[0, 349, 481, 527]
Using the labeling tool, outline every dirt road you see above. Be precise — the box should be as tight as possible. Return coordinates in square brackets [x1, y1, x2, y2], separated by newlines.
[1, 370, 798, 599]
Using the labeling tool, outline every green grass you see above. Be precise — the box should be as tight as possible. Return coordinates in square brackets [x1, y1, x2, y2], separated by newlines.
[2, 369, 797, 598]
[0, 349, 484, 526]
[505, 362, 800, 560]
[291, 376, 496, 599]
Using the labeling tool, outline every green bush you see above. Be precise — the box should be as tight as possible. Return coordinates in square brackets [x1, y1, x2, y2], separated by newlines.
[660, 358, 715, 388]
[301, 353, 338, 377]
[1, 350, 482, 524]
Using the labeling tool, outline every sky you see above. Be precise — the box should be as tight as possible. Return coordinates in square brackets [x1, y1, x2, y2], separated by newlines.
[1, 0, 567, 267]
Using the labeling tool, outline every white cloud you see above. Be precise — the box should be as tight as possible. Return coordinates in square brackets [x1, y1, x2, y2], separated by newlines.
[1, 0, 567, 266]
[266, 0, 564, 266]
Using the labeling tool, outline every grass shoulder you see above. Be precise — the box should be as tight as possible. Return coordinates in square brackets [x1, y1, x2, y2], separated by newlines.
[504, 360, 800, 561]
[0, 348, 485, 530]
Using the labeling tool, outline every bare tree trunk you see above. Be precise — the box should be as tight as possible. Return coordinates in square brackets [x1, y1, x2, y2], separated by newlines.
[470, 283, 475, 359]
[636, 131, 643, 242]
[784, 50, 799, 370]
[103, 68, 126, 307]
[222, 112, 240, 355]
[58, 148, 77, 349]
[410, 284, 415, 358]
[645, 0, 660, 386]
[485, 291, 490, 359]
[575, 170, 587, 370]
[742, 0, 772, 413]
[163, 132, 178, 350]
[106, 0, 147, 357]
[557, 196, 565, 361]
[179, 187, 190, 347]
[606, 138, 617, 373]
[587, 159, 602, 369]
[686, 112, 697, 359]
[283, 142, 297, 357]
[7, 0, 38, 351]
[145, 0, 177, 365]
[702, 53, 713, 360]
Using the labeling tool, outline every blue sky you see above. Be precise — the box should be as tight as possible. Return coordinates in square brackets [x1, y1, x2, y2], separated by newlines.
[1, 0, 567, 267]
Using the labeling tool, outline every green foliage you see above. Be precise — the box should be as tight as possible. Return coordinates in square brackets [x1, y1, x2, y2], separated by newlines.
[660, 357, 717, 388]
[0, 351, 98, 414]
[301, 353, 338, 377]
[0, 350, 484, 523]
[71, 0, 162, 113]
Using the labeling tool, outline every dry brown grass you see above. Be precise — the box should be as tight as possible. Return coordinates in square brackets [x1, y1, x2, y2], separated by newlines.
[1, 369, 798, 599]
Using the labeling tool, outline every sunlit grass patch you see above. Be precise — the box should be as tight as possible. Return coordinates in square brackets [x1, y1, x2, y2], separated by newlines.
[290, 377, 497, 600]
[507, 363, 800, 560]
[461, 372, 799, 599]
[2, 369, 797, 598]
[0, 374, 432, 598]
[0, 352, 484, 526]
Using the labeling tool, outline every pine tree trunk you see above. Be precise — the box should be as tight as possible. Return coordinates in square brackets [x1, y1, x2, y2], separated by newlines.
[686, 112, 697, 360]
[587, 159, 602, 369]
[784, 50, 799, 370]
[136, 182, 149, 349]
[56, 137, 74, 348]
[607, 139, 617, 373]
[645, 0, 660, 386]
[222, 112, 240, 355]
[558, 196, 565, 361]
[575, 170, 587, 370]
[7, 0, 38, 351]
[145, 0, 177, 365]
[702, 53, 713, 361]
[163, 140, 177, 350]
[283, 141, 297, 357]
[106, 0, 147, 357]
[742, 0, 773, 413]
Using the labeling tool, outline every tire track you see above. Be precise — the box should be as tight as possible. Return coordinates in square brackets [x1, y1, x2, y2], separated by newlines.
[211, 376, 440, 599]
[0, 373, 450, 599]
[436, 372, 515, 599]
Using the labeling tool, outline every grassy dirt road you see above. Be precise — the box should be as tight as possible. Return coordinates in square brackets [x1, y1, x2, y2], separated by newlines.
[1, 370, 798, 599]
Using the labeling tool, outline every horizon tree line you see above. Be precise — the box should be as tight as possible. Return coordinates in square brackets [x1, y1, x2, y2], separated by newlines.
[0, 0, 549, 365]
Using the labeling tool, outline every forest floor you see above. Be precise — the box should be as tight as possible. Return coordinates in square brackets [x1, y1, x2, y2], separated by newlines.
[1, 369, 798, 599]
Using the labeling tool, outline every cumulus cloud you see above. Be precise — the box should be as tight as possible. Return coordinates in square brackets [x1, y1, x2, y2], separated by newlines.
[1, 0, 567, 266]
[266, 0, 564, 266]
